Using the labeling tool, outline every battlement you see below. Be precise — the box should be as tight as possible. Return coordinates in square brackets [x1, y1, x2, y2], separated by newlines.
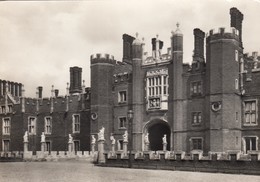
[206, 27, 240, 42]
[90, 53, 116, 65]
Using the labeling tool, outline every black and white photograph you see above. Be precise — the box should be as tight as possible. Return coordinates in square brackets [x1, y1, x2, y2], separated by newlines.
[0, 0, 260, 181]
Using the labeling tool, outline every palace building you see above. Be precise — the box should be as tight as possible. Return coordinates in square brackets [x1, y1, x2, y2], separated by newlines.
[1, 7, 260, 155]
[90, 7, 260, 154]
[0, 67, 91, 153]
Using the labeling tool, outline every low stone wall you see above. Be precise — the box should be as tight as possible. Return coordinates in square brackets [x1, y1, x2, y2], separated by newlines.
[23, 151, 97, 162]
[102, 151, 260, 175]
[0, 151, 24, 162]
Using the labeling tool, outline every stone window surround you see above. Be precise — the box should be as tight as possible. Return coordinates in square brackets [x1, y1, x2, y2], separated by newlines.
[28, 116, 37, 135]
[44, 116, 52, 135]
[191, 112, 202, 125]
[73, 140, 80, 151]
[235, 50, 239, 62]
[45, 140, 52, 152]
[118, 116, 127, 129]
[117, 139, 123, 151]
[189, 137, 203, 151]
[2, 139, 10, 152]
[190, 80, 202, 96]
[242, 136, 258, 153]
[243, 99, 258, 126]
[146, 69, 169, 110]
[72, 114, 80, 134]
[2, 117, 11, 135]
[118, 90, 127, 104]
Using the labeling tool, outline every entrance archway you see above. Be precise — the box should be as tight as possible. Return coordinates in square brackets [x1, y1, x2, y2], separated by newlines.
[145, 119, 171, 151]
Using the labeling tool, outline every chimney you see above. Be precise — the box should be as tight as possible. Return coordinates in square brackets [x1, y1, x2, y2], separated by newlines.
[0, 80, 3, 97]
[122, 34, 135, 64]
[54, 89, 59, 97]
[152, 35, 163, 59]
[38, 86, 43, 99]
[69, 67, 82, 94]
[193, 28, 205, 61]
[18, 83, 22, 97]
[230, 7, 243, 43]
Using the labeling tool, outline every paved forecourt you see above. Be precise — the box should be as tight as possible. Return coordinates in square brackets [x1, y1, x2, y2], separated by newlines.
[0, 161, 260, 182]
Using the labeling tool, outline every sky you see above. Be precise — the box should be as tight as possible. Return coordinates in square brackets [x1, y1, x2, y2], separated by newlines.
[0, 0, 259, 97]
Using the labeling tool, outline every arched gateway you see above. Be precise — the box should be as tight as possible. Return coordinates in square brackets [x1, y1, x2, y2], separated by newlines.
[143, 119, 171, 151]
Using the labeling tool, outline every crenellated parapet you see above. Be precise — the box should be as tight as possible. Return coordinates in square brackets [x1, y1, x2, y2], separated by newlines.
[90, 53, 116, 65]
[206, 27, 240, 43]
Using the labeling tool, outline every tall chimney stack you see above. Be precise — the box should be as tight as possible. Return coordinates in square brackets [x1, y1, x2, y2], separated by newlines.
[122, 34, 135, 64]
[38, 86, 43, 99]
[69, 67, 82, 94]
[193, 28, 205, 61]
[230, 7, 244, 43]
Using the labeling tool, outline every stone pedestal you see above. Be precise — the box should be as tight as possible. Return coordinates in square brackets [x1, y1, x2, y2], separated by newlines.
[123, 141, 128, 155]
[144, 142, 149, 151]
[163, 143, 167, 152]
[98, 139, 105, 163]
[111, 144, 115, 153]
[91, 143, 95, 153]
[68, 142, 73, 153]
[24, 142, 28, 152]
[41, 142, 45, 152]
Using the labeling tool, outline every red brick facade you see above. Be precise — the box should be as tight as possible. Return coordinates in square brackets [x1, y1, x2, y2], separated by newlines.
[91, 7, 260, 154]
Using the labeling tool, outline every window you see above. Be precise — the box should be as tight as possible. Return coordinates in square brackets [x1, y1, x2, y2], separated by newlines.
[8, 105, 12, 113]
[74, 140, 80, 152]
[118, 91, 127, 103]
[244, 137, 258, 153]
[28, 117, 36, 135]
[235, 112, 238, 122]
[146, 69, 168, 110]
[244, 100, 257, 125]
[235, 50, 239, 62]
[191, 138, 203, 150]
[192, 112, 202, 125]
[46, 141, 51, 153]
[2, 139, 10, 152]
[44, 117, 52, 134]
[191, 81, 202, 95]
[235, 79, 239, 90]
[73, 114, 80, 133]
[117, 139, 123, 150]
[2, 118, 10, 135]
[1, 106, 5, 114]
[119, 117, 127, 129]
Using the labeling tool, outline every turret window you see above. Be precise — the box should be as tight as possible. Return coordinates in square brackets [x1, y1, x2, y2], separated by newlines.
[118, 91, 127, 103]
[192, 112, 202, 125]
[191, 81, 202, 96]
[235, 79, 239, 90]
[118, 117, 127, 129]
[235, 50, 239, 62]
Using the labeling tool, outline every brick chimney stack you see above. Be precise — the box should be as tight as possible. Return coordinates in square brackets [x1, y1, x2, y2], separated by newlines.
[230, 7, 244, 43]
[69, 66, 82, 94]
[193, 28, 205, 61]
